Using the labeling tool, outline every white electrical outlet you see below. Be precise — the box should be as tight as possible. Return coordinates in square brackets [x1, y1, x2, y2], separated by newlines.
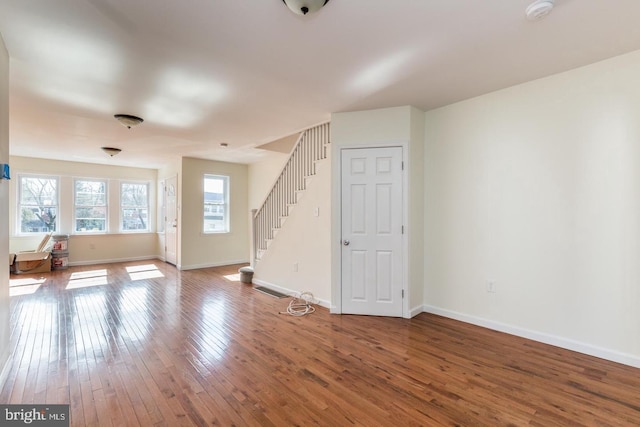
[487, 280, 496, 293]
[293, 263, 298, 272]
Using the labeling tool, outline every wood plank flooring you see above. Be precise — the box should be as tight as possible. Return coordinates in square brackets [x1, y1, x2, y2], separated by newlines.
[2, 261, 639, 426]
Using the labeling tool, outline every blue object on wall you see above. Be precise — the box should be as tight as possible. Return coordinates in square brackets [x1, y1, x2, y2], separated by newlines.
[1, 163, 9, 180]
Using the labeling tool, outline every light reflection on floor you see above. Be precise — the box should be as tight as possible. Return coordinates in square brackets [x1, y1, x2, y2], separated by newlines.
[126, 264, 165, 281]
[66, 269, 108, 290]
[9, 277, 47, 296]
[118, 286, 150, 342]
[198, 299, 229, 360]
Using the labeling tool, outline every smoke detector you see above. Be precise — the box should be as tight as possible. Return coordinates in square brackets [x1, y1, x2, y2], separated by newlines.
[526, 0, 555, 21]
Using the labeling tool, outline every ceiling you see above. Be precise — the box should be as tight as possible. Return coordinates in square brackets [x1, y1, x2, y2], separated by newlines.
[1, 1, 640, 169]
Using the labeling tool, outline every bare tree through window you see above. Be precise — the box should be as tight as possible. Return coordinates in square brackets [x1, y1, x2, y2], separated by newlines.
[121, 182, 149, 231]
[19, 176, 58, 233]
[75, 179, 107, 232]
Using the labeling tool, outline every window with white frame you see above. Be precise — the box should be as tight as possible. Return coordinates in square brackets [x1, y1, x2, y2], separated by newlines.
[18, 175, 59, 234]
[203, 174, 229, 233]
[121, 182, 149, 232]
[74, 179, 107, 233]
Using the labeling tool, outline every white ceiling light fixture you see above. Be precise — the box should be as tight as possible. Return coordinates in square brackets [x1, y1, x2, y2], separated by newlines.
[101, 147, 122, 157]
[526, 0, 555, 21]
[114, 114, 144, 129]
[282, 0, 330, 16]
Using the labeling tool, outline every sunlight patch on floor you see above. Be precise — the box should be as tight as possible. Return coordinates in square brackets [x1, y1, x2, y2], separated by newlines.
[66, 269, 108, 290]
[70, 269, 108, 280]
[9, 277, 47, 297]
[126, 264, 165, 281]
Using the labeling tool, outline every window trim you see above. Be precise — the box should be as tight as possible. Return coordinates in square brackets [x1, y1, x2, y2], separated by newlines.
[203, 174, 230, 234]
[17, 173, 60, 235]
[120, 180, 150, 233]
[73, 178, 108, 234]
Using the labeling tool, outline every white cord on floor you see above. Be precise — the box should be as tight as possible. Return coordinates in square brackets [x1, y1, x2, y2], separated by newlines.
[280, 291, 316, 316]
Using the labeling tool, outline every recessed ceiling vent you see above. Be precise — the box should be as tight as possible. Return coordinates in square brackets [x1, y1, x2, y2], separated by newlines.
[526, 0, 554, 21]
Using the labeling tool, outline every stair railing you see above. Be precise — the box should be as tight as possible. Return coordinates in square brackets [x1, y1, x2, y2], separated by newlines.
[252, 122, 330, 265]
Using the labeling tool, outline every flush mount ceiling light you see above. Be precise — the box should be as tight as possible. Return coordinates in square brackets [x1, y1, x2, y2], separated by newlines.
[114, 114, 144, 129]
[282, 0, 330, 15]
[101, 147, 122, 157]
[526, 0, 554, 21]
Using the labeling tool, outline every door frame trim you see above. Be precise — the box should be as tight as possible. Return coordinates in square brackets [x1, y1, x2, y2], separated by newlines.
[331, 141, 409, 318]
[162, 174, 179, 267]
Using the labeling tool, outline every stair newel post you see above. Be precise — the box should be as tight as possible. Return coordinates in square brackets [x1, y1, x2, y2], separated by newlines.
[251, 208, 258, 266]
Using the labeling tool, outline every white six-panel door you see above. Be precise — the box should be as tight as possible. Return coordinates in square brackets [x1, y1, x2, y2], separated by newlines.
[341, 147, 404, 317]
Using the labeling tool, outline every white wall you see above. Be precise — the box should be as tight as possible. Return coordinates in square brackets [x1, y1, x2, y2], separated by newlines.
[248, 151, 288, 210]
[9, 156, 159, 264]
[180, 157, 248, 269]
[0, 33, 11, 382]
[424, 50, 640, 367]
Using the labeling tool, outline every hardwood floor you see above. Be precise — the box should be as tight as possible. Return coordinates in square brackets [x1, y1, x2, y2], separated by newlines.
[2, 261, 639, 426]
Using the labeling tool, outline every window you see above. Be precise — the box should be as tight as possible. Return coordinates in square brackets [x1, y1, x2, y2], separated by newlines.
[121, 182, 149, 232]
[18, 175, 59, 233]
[74, 179, 107, 233]
[203, 175, 229, 233]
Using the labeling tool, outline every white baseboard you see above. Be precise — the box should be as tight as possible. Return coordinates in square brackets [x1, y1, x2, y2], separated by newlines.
[69, 257, 246, 271]
[179, 259, 249, 271]
[422, 305, 640, 369]
[408, 304, 424, 319]
[69, 255, 159, 266]
[252, 278, 331, 309]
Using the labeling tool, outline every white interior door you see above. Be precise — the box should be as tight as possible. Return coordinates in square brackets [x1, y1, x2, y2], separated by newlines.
[341, 147, 404, 317]
[164, 176, 178, 265]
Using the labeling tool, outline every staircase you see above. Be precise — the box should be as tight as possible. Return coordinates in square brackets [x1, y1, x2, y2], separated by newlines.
[252, 122, 330, 264]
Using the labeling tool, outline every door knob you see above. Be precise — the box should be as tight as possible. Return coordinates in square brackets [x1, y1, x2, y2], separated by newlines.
[343, 240, 350, 246]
